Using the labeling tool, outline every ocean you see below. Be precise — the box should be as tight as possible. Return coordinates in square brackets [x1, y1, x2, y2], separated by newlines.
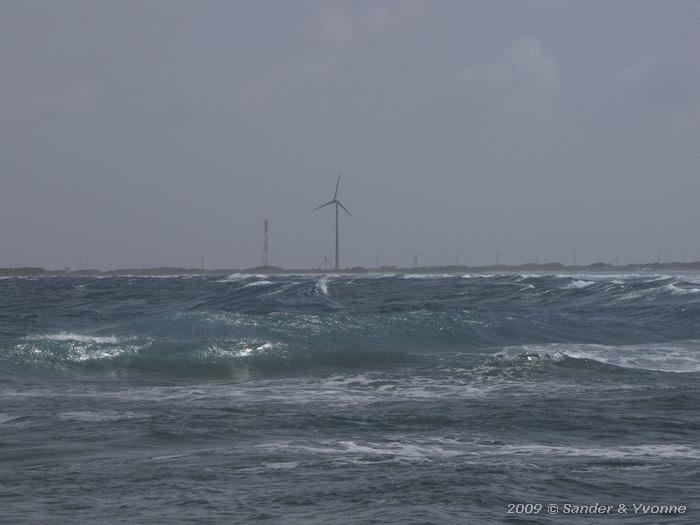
[1, 272, 698, 523]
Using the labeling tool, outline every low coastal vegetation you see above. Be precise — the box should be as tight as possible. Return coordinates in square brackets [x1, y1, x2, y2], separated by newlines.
[4, 261, 700, 277]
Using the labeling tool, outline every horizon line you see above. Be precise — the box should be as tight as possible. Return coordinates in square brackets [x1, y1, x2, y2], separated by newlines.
[4, 259, 700, 275]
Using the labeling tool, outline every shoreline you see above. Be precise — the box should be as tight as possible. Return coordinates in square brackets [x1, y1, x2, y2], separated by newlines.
[4, 261, 700, 277]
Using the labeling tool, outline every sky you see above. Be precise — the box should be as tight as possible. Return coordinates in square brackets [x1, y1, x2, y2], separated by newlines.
[1, 1, 699, 270]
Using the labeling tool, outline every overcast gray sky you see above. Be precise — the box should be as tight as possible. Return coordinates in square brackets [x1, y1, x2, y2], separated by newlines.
[1, 1, 699, 270]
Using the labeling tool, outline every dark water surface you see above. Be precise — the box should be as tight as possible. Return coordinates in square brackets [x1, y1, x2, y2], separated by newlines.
[1, 273, 699, 523]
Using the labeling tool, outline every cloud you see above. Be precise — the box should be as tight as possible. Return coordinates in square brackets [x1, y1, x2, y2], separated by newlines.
[618, 31, 700, 107]
[602, 32, 700, 148]
[504, 35, 558, 95]
[0, 79, 99, 125]
[621, 58, 700, 108]
[458, 35, 558, 114]
[232, 59, 336, 110]
[313, 7, 355, 47]
[310, 1, 422, 47]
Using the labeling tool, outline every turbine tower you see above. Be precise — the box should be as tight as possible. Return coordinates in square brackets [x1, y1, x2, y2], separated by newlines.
[315, 174, 351, 271]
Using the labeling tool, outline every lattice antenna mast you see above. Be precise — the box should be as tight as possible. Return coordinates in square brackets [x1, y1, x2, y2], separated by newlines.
[263, 219, 269, 267]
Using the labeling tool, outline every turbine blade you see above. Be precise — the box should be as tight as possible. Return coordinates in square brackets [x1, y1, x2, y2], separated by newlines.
[334, 173, 341, 199]
[315, 200, 334, 210]
[337, 200, 352, 217]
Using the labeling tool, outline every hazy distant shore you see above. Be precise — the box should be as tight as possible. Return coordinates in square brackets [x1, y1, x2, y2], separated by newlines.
[4, 261, 700, 277]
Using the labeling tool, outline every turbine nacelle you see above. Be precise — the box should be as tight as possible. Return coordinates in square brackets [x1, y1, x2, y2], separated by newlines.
[315, 199, 351, 216]
[315, 175, 351, 216]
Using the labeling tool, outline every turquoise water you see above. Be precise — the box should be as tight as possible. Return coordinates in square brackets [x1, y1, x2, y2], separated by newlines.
[1, 273, 699, 523]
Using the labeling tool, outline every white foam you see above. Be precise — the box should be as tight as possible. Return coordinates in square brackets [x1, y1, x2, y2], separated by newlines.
[401, 274, 451, 279]
[181, 311, 251, 328]
[263, 461, 299, 470]
[680, 275, 700, 286]
[514, 273, 543, 280]
[562, 280, 595, 289]
[611, 281, 700, 303]
[57, 410, 146, 422]
[17, 333, 146, 362]
[257, 437, 463, 463]
[317, 276, 329, 295]
[115, 274, 197, 279]
[207, 340, 284, 358]
[338, 440, 461, 459]
[666, 283, 700, 295]
[555, 273, 670, 283]
[218, 273, 268, 283]
[497, 443, 700, 460]
[262, 281, 300, 296]
[278, 439, 700, 462]
[613, 288, 655, 303]
[322, 373, 374, 386]
[502, 341, 700, 373]
[145, 453, 190, 462]
[24, 333, 122, 344]
[241, 280, 274, 288]
[314, 372, 508, 403]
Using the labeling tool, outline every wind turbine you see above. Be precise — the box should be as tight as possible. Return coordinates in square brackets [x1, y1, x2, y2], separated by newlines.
[315, 174, 351, 271]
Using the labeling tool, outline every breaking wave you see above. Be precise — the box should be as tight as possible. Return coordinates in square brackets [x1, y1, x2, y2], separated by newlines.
[2, 272, 700, 380]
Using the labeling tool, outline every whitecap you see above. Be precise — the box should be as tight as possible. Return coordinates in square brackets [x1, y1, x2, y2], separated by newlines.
[401, 274, 452, 279]
[263, 462, 299, 470]
[665, 283, 700, 295]
[241, 280, 274, 288]
[503, 341, 700, 373]
[218, 273, 268, 283]
[257, 437, 463, 463]
[23, 333, 123, 344]
[145, 453, 190, 462]
[207, 340, 285, 358]
[317, 276, 329, 295]
[561, 280, 595, 289]
[18, 333, 146, 362]
[57, 410, 147, 422]
[496, 443, 700, 460]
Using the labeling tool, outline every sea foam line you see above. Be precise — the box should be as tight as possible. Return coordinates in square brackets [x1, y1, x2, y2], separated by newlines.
[23, 333, 124, 344]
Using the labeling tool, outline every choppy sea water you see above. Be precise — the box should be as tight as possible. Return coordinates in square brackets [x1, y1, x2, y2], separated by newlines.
[1, 272, 699, 524]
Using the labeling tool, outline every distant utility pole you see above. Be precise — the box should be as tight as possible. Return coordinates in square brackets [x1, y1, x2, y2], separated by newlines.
[263, 219, 269, 267]
[413, 254, 418, 269]
[321, 254, 330, 270]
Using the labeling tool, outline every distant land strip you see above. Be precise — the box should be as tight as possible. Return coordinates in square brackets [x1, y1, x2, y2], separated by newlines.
[4, 261, 700, 277]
